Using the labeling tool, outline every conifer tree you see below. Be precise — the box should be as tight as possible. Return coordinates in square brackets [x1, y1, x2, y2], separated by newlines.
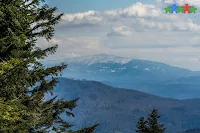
[135, 109, 165, 133]
[0, 0, 98, 132]
[136, 117, 148, 133]
[147, 109, 165, 133]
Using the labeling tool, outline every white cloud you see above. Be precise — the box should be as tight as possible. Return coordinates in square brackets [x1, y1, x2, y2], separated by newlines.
[162, 0, 200, 6]
[58, 2, 200, 32]
[138, 18, 200, 31]
[163, 0, 175, 4]
[103, 31, 200, 49]
[119, 2, 162, 18]
[61, 10, 102, 24]
[175, 0, 200, 6]
[107, 25, 132, 36]
[104, 2, 162, 18]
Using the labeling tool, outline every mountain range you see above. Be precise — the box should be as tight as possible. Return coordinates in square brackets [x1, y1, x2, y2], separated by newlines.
[46, 77, 200, 133]
[44, 54, 200, 99]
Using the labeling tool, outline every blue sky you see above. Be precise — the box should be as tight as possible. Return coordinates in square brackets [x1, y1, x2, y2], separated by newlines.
[39, 0, 200, 70]
[45, 0, 152, 13]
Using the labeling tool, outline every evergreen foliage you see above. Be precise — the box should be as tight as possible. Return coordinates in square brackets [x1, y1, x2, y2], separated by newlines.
[136, 117, 148, 133]
[136, 109, 166, 133]
[0, 0, 98, 132]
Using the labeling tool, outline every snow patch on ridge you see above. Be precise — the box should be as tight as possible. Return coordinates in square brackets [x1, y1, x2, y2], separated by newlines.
[66, 54, 132, 66]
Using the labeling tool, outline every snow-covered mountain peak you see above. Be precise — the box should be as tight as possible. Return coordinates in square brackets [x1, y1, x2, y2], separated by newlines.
[66, 54, 132, 65]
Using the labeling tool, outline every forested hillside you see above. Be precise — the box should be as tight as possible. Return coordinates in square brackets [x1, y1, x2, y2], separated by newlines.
[45, 77, 200, 133]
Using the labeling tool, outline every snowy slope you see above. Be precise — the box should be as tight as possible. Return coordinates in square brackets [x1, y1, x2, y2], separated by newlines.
[65, 54, 132, 66]
[44, 54, 200, 80]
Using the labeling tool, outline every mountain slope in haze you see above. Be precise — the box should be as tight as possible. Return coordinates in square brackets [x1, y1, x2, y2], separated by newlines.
[44, 54, 200, 99]
[102, 79, 200, 99]
[64, 54, 200, 82]
[46, 77, 200, 133]
[180, 128, 200, 133]
[45, 54, 198, 82]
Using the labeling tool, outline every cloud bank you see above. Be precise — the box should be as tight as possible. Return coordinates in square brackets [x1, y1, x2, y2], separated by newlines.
[58, 2, 200, 32]
[37, 2, 200, 70]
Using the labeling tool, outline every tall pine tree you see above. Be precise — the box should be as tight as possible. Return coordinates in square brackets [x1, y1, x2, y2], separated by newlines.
[136, 117, 148, 133]
[135, 109, 166, 133]
[0, 0, 98, 132]
[147, 109, 165, 133]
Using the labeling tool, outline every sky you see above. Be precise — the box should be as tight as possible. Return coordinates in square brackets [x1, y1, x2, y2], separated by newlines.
[38, 0, 200, 71]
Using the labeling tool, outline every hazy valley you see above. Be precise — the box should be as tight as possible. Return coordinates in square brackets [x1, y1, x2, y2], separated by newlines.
[44, 54, 200, 133]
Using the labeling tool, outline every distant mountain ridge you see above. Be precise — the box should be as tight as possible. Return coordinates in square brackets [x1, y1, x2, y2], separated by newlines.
[45, 54, 198, 80]
[66, 54, 132, 65]
[59, 54, 194, 72]
[44, 54, 200, 99]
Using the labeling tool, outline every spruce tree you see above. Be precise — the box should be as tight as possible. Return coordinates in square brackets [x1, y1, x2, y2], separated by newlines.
[135, 109, 166, 133]
[0, 0, 98, 132]
[0, 98, 28, 132]
[136, 117, 148, 133]
[147, 109, 165, 133]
